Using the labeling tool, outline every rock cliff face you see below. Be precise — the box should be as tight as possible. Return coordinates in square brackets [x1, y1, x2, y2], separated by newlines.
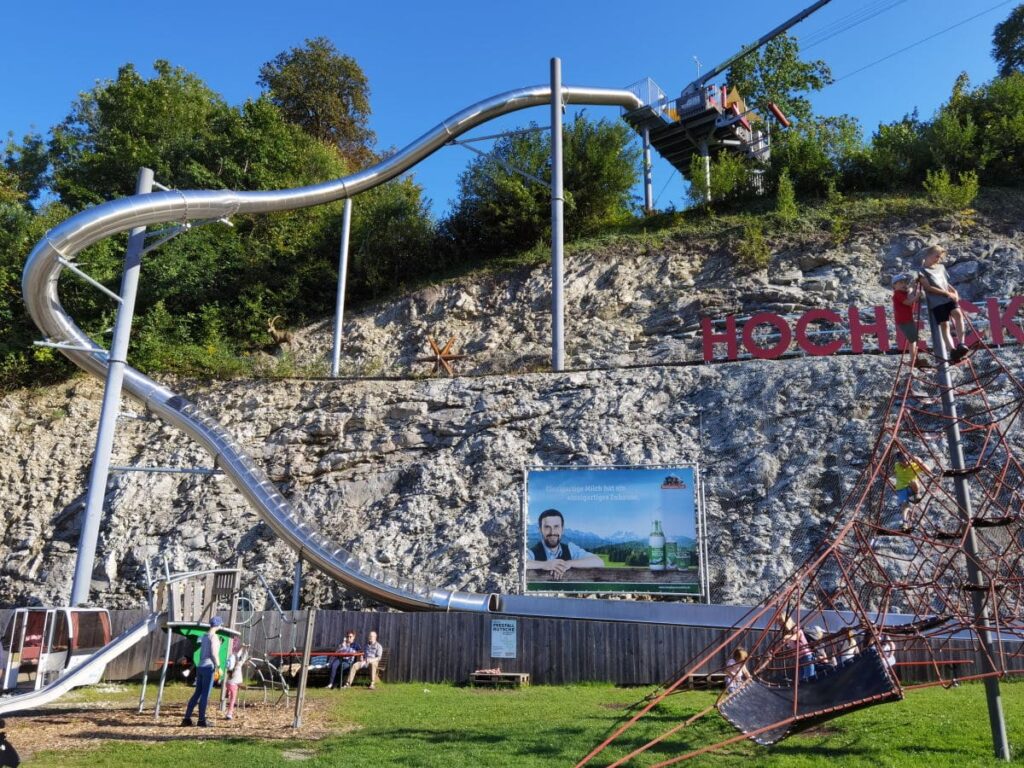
[1, 209, 1022, 610]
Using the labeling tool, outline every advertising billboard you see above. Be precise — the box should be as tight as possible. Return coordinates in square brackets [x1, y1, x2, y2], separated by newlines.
[523, 465, 705, 597]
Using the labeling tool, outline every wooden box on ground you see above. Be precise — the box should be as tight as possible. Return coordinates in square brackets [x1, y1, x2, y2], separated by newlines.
[469, 671, 530, 688]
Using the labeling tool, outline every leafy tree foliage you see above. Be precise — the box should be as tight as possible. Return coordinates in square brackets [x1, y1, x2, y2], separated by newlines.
[441, 116, 639, 260]
[0, 58, 436, 387]
[770, 114, 864, 194]
[726, 35, 832, 124]
[348, 177, 438, 300]
[258, 37, 375, 168]
[993, 4, 1024, 78]
[686, 151, 754, 207]
[3, 133, 48, 202]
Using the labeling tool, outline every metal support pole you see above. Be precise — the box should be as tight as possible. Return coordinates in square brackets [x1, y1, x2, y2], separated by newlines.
[927, 316, 1010, 761]
[550, 57, 565, 372]
[642, 127, 654, 215]
[700, 141, 711, 205]
[330, 198, 353, 378]
[291, 557, 302, 612]
[70, 167, 154, 607]
[292, 607, 316, 730]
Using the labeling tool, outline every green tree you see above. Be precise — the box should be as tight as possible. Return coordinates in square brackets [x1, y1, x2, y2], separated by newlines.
[3, 132, 49, 203]
[258, 37, 375, 168]
[771, 114, 864, 194]
[48, 61, 240, 208]
[348, 178, 438, 300]
[686, 151, 753, 208]
[993, 4, 1024, 77]
[866, 113, 929, 189]
[726, 35, 832, 124]
[442, 115, 639, 260]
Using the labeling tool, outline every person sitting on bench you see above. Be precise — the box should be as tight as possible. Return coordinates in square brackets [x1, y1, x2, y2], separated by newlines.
[346, 631, 384, 689]
[327, 630, 360, 689]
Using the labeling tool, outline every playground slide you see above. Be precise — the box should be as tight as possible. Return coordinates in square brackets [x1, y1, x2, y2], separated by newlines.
[0, 612, 162, 716]
[22, 82, 740, 627]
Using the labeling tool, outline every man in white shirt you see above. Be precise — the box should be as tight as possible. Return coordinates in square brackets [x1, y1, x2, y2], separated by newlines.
[525, 508, 604, 580]
[345, 631, 384, 690]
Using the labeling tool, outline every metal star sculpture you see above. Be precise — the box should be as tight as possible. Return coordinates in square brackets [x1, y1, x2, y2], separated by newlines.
[418, 335, 466, 377]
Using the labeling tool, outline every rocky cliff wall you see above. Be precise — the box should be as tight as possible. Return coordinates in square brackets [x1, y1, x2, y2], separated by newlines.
[1, 210, 1021, 610]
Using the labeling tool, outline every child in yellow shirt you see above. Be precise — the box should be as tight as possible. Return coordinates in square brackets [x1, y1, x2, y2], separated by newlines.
[892, 451, 925, 530]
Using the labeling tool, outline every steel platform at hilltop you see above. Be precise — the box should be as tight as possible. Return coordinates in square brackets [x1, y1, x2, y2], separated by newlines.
[621, 78, 768, 174]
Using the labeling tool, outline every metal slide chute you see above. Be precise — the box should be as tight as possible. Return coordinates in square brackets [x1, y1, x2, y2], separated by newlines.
[23, 83, 744, 625]
[0, 612, 162, 716]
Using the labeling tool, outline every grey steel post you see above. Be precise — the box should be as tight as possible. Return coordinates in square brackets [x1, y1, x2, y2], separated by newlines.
[927, 316, 1010, 760]
[291, 557, 302, 611]
[642, 127, 653, 214]
[70, 167, 154, 606]
[330, 198, 353, 378]
[699, 141, 711, 204]
[292, 607, 316, 729]
[550, 57, 565, 372]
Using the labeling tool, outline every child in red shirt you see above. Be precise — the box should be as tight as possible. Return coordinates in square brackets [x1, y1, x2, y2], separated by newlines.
[892, 274, 928, 367]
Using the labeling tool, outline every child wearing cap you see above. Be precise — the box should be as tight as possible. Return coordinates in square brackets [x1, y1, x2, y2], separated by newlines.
[891, 274, 929, 367]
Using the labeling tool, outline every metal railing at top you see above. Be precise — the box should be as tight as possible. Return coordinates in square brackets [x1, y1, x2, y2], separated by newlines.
[622, 77, 679, 122]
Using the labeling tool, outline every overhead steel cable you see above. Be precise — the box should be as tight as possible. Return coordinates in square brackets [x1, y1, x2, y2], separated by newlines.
[799, 0, 908, 50]
[834, 0, 1015, 83]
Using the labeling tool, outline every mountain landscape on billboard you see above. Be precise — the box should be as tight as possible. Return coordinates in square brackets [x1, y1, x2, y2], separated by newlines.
[526, 528, 695, 550]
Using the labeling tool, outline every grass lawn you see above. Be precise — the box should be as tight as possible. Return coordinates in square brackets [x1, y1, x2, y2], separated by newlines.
[22, 680, 1024, 767]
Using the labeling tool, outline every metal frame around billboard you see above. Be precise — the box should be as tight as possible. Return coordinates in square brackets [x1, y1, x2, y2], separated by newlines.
[520, 463, 709, 602]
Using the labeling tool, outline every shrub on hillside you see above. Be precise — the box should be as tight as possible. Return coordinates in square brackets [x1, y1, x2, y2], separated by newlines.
[775, 168, 798, 224]
[686, 151, 755, 208]
[736, 222, 771, 271]
[923, 168, 979, 212]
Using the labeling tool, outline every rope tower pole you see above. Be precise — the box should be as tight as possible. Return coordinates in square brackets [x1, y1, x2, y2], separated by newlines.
[926, 314, 1010, 760]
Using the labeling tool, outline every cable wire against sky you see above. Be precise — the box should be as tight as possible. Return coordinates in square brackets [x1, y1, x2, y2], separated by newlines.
[799, 0, 908, 50]
[834, 0, 1015, 83]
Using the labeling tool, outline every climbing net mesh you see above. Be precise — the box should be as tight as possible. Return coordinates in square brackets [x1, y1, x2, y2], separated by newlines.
[579, 320, 1024, 767]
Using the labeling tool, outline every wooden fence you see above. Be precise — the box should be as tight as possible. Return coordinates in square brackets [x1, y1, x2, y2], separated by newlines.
[96, 610, 1023, 687]
[0, 608, 1012, 687]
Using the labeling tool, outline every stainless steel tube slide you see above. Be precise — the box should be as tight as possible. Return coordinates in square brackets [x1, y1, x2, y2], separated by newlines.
[20, 82, 735, 624]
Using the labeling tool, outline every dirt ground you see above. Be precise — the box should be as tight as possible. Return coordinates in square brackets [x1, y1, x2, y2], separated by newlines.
[1, 683, 342, 761]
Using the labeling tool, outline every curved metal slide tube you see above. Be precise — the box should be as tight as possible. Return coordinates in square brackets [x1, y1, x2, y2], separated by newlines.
[23, 82, 732, 624]
[0, 612, 163, 715]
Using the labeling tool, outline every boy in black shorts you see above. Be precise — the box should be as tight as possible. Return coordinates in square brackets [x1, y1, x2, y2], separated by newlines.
[918, 245, 968, 362]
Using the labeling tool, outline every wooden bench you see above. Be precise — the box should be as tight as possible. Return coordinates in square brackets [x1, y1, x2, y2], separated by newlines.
[469, 671, 530, 688]
[685, 672, 727, 690]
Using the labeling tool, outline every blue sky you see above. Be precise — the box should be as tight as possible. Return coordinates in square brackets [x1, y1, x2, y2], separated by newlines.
[526, 467, 696, 540]
[1, 0, 1012, 215]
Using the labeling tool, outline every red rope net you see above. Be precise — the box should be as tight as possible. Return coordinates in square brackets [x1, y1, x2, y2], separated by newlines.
[578, 321, 1024, 767]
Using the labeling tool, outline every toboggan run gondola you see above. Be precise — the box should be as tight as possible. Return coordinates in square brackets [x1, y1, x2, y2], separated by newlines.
[578, 316, 1024, 766]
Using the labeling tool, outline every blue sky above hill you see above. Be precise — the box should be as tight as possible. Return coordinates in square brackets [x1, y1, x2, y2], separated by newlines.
[1, 0, 1010, 214]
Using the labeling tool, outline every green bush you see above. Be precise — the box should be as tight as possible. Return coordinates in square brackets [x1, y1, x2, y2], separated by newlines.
[441, 115, 639, 262]
[687, 151, 754, 208]
[923, 168, 979, 211]
[775, 168, 798, 224]
[736, 222, 771, 271]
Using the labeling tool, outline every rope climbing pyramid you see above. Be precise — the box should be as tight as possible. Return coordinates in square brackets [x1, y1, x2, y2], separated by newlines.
[578, 317, 1024, 766]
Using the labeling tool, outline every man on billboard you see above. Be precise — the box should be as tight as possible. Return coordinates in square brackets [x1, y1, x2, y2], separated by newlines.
[525, 508, 604, 579]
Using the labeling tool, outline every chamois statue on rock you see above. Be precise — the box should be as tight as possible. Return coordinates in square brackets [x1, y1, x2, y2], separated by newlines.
[267, 315, 294, 347]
